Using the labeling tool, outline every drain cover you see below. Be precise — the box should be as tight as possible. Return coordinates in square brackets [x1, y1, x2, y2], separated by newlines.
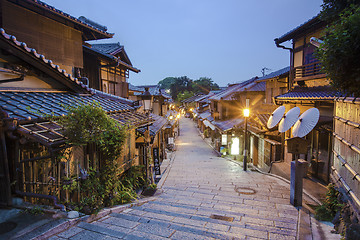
[210, 214, 234, 222]
[235, 186, 257, 195]
[0, 221, 17, 234]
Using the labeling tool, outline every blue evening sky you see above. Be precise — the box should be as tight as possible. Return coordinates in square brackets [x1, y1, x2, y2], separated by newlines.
[44, 0, 323, 87]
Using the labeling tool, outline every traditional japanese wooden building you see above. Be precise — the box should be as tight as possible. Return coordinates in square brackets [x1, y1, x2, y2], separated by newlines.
[0, 0, 113, 77]
[82, 43, 140, 98]
[0, 22, 150, 207]
[274, 15, 337, 184]
[129, 85, 172, 117]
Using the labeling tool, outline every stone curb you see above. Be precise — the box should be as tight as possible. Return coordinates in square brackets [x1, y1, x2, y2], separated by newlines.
[26, 139, 180, 239]
[157, 151, 176, 189]
[30, 197, 158, 240]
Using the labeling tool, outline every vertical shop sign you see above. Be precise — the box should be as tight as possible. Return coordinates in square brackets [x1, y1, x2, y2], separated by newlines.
[153, 147, 161, 175]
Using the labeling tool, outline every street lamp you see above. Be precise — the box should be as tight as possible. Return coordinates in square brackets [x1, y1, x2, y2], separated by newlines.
[140, 87, 153, 183]
[141, 87, 152, 112]
[243, 108, 250, 171]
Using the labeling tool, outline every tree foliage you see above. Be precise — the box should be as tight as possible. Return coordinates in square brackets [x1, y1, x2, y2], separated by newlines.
[317, 3, 360, 96]
[57, 102, 147, 214]
[176, 90, 194, 102]
[320, 0, 360, 21]
[158, 76, 219, 101]
[191, 77, 219, 94]
[158, 77, 177, 90]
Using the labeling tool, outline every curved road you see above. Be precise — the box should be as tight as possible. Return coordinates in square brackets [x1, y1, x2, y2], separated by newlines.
[53, 118, 301, 240]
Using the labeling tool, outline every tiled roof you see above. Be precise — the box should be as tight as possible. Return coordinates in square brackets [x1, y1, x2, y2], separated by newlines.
[256, 67, 290, 81]
[160, 89, 172, 99]
[109, 111, 150, 128]
[133, 85, 161, 96]
[212, 118, 243, 132]
[198, 110, 212, 120]
[257, 114, 271, 128]
[91, 43, 124, 55]
[195, 92, 218, 103]
[275, 86, 341, 101]
[246, 81, 266, 92]
[83, 45, 140, 73]
[23, 0, 113, 40]
[165, 110, 178, 118]
[0, 28, 90, 93]
[181, 94, 202, 103]
[91, 88, 134, 105]
[149, 113, 168, 135]
[0, 91, 134, 122]
[210, 77, 258, 101]
[137, 113, 167, 138]
[129, 84, 143, 92]
[275, 15, 323, 44]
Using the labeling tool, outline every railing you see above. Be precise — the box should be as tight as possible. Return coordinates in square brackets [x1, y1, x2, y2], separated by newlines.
[293, 61, 324, 80]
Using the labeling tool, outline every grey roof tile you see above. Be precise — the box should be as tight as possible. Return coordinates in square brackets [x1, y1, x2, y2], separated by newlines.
[212, 118, 244, 132]
[275, 86, 342, 101]
[275, 15, 323, 43]
[84, 45, 140, 73]
[210, 77, 258, 101]
[256, 67, 290, 81]
[0, 91, 134, 121]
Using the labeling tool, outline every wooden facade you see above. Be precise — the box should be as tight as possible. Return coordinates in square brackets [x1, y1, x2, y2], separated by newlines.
[0, 1, 147, 208]
[274, 16, 335, 183]
[82, 44, 140, 99]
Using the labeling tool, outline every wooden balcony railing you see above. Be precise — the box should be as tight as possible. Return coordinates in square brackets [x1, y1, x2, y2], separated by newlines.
[293, 61, 324, 80]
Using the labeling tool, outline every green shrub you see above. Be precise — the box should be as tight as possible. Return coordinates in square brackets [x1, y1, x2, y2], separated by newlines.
[315, 183, 343, 221]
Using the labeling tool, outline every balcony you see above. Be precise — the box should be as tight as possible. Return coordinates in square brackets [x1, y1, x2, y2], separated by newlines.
[292, 61, 325, 81]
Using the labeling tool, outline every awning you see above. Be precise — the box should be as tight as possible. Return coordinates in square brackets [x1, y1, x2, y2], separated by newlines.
[213, 118, 243, 132]
[17, 121, 66, 147]
[203, 120, 215, 130]
[16, 111, 153, 148]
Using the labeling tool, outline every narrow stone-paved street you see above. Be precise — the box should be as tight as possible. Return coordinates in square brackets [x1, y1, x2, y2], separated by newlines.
[50, 118, 307, 239]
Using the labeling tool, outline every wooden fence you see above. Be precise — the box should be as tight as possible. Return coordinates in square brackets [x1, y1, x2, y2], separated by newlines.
[332, 97, 360, 212]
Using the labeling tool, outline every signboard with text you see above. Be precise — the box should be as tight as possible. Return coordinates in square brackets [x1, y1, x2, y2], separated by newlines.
[221, 134, 227, 145]
[153, 147, 161, 175]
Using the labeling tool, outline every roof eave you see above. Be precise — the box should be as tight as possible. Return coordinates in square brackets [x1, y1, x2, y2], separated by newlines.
[0, 29, 90, 94]
[10, 0, 113, 41]
[275, 15, 324, 44]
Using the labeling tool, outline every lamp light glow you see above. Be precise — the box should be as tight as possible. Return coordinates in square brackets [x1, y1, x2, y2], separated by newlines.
[243, 108, 250, 117]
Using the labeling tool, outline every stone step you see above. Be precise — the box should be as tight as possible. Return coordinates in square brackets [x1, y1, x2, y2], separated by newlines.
[77, 221, 127, 239]
[108, 209, 234, 239]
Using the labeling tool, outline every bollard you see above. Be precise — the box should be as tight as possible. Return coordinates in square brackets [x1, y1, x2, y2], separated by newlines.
[290, 159, 307, 207]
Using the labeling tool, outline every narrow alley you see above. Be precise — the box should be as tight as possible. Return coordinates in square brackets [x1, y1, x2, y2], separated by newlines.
[41, 117, 338, 240]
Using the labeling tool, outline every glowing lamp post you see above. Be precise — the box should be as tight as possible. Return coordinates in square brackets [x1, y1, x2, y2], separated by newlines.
[243, 108, 250, 171]
[141, 87, 152, 113]
[140, 87, 153, 183]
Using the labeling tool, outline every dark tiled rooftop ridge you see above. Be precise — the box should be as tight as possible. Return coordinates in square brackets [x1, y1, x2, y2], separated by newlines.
[0, 91, 134, 121]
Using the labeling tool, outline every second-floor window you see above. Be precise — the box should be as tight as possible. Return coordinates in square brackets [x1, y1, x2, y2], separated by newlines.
[303, 44, 317, 65]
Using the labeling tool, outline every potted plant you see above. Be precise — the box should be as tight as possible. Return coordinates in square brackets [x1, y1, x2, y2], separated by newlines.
[142, 183, 157, 196]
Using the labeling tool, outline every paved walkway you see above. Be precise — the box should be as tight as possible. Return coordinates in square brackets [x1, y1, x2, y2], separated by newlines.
[47, 118, 338, 240]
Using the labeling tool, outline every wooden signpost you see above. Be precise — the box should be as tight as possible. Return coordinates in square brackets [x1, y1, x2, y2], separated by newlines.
[286, 137, 309, 207]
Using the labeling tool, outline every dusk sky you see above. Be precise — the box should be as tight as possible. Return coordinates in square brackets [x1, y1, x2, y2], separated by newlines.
[45, 0, 323, 87]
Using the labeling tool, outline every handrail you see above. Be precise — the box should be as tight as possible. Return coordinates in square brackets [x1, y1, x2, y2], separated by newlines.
[293, 61, 323, 79]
